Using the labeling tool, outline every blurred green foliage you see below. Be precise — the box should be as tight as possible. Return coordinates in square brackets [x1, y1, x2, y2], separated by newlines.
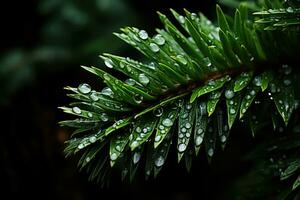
[0, 0, 139, 105]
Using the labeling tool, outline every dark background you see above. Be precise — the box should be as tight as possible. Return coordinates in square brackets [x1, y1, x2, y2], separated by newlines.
[0, 0, 261, 199]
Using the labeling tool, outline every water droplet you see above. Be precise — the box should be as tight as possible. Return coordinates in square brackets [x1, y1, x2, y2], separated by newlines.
[207, 148, 214, 157]
[138, 73, 150, 85]
[199, 103, 207, 115]
[150, 43, 160, 52]
[131, 141, 139, 149]
[72, 106, 82, 114]
[155, 135, 162, 142]
[101, 87, 114, 97]
[207, 79, 215, 86]
[78, 83, 91, 94]
[191, 13, 197, 20]
[135, 127, 141, 133]
[138, 30, 148, 40]
[181, 113, 188, 119]
[85, 157, 91, 163]
[110, 153, 118, 161]
[100, 113, 108, 122]
[133, 94, 143, 104]
[250, 90, 256, 96]
[195, 136, 203, 146]
[178, 15, 185, 24]
[178, 143, 187, 152]
[90, 92, 99, 101]
[115, 145, 122, 152]
[104, 58, 114, 68]
[153, 34, 165, 45]
[185, 123, 191, 129]
[143, 127, 148, 133]
[119, 62, 125, 68]
[287, 7, 293, 13]
[88, 112, 93, 118]
[284, 102, 289, 111]
[162, 118, 173, 127]
[282, 64, 292, 75]
[89, 136, 96, 143]
[175, 99, 183, 107]
[203, 57, 211, 67]
[145, 170, 151, 176]
[104, 70, 112, 79]
[176, 55, 188, 65]
[129, 134, 134, 141]
[283, 79, 291, 86]
[220, 135, 226, 142]
[254, 100, 261, 104]
[186, 104, 192, 110]
[225, 90, 234, 99]
[147, 62, 156, 70]
[155, 156, 165, 167]
[126, 65, 132, 73]
[78, 143, 84, 149]
[133, 152, 141, 164]
[181, 127, 187, 133]
[253, 76, 262, 86]
[153, 107, 163, 117]
[125, 78, 136, 86]
[197, 128, 203, 135]
[241, 108, 246, 113]
[230, 108, 236, 114]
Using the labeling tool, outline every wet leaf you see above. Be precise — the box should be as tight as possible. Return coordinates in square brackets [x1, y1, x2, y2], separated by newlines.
[109, 133, 130, 166]
[154, 105, 180, 148]
[184, 144, 194, 172]
[216, 108, 230, 149]
[217, 5, 231, 32]
[239, 85, 260, 119]
[233, 71, 254, 92]
[190, 76, 228, 103]
[129, 145, 144, 181]
[207, 90, 222, 116]
[204, 118, 217, 161]
[177, 100, 196, 162]
[226, 93, 242, 129]
[129, 116, 158, 151]
[293, 174, 300, 190]
[272, 81, 294, 125]
[281, 160, 300, 180]
[194, 101, 208, 155]
[153, 131, 173, 177]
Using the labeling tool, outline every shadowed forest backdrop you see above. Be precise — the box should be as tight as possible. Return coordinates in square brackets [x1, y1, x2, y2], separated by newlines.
[1, 0, 292, 199]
